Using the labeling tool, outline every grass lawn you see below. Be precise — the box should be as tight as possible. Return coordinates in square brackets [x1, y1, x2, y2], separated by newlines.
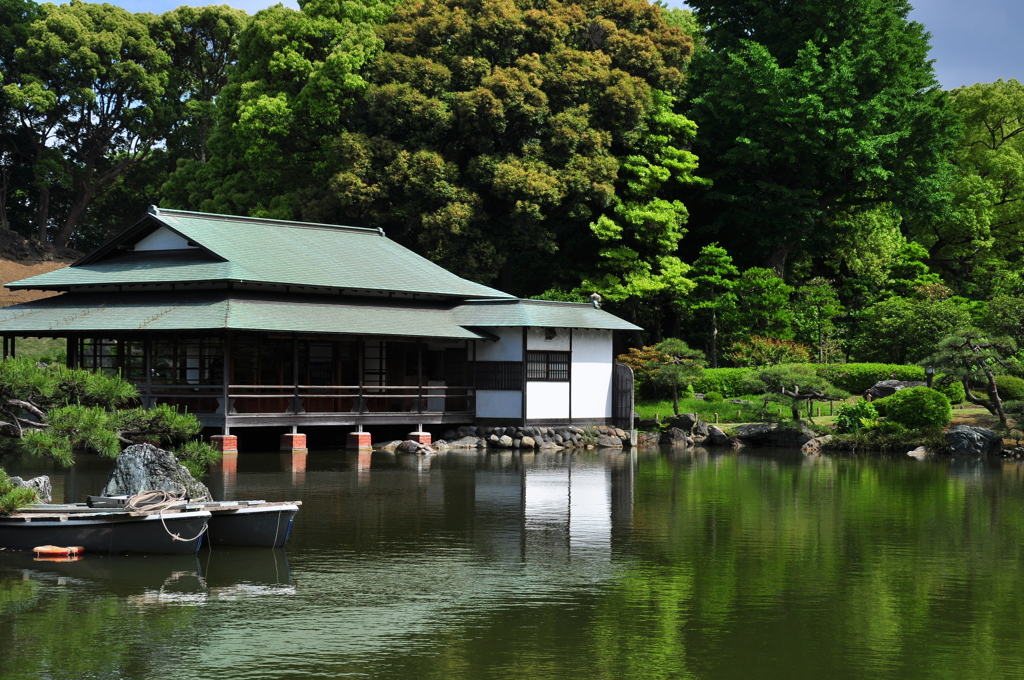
[636, 395, 844, 428]
[11, 337, 65, 362]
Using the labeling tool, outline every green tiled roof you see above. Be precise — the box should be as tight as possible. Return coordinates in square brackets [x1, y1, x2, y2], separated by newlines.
[0, 292, 486, 339]
[452, 299, 642, 331]
[9, 208, 513, 300]
[0, 293, 641, 336]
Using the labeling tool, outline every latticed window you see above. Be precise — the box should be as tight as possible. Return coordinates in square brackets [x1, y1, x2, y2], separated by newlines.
[525, 351, 570, 382]
[473, 362, 523, 390]
[79, 338, 119, 375]
[151, 337, 223, 385]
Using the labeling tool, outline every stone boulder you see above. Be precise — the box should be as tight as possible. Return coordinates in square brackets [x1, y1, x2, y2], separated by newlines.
[667, 413, 698, 431]
[520, 436, 536, 449]
[10, 475, 51, 503]
[101, 443, 212, 501]
[638, 418, 661, 430]
[694, 420, 710, 438]
[637, 431, 661, 447]
[864, 380, 927, 400]
[661, 427, 693, 447]
[707, 426, 731, 447]
[732, 423, 816, 448]
[373, 440, 403, 451]
[448, 436, 484, 449]
[396, 439, 435, 455]
[596, 435, 623, 448]
[801, 435, 832, 454]
[946, 425, 1003, 455]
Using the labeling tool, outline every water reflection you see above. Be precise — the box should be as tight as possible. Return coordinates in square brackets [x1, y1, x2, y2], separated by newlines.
[4, 448, 1024, 679]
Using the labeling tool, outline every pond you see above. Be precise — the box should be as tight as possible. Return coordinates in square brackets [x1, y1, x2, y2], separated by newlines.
[2, 447, 1024, 680]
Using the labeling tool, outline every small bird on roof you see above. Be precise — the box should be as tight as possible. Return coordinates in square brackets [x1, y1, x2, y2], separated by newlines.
[590, 292, 602, 309]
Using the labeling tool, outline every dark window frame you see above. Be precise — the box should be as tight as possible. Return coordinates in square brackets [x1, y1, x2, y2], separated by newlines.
[525, 350, 570, 382]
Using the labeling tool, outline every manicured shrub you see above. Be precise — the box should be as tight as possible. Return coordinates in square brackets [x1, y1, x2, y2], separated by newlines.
[995, 375, 1024, 402]
[815, 363, 926, 394]
[692, 368, 754, 398]
[882, 387, 952, 430]
[834, 400, 878, 434]
[935, 379, 965, 405]
[703, 391, 723, 402]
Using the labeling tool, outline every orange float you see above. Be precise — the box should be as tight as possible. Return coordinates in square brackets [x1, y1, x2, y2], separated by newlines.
[32, 545, 84, 557]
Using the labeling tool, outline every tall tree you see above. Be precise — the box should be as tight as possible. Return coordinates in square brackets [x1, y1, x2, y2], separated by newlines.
[732, 267, 793, 340]
[685, 242, 737, 367]
[684, 0, 958, 275]
[0, 0, 40, 233]
[3, 1, 173, 246]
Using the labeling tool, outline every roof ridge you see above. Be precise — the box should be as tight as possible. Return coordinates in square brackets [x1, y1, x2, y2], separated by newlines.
[155, 207, 384, 236]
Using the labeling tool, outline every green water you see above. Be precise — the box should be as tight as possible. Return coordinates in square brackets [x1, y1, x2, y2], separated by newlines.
[2, 448, 1024, 679]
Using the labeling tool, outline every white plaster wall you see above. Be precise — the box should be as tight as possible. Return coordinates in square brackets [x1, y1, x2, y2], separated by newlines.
[135, 227, 196, 251]
[477, 390, 522, 419]
[526, 327, 571, 351]
[474, 327, 522, 361]
[570, 329, 613, 418]
[526, 382, 570, 419]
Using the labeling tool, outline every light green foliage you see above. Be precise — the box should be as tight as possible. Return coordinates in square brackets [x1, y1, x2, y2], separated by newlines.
[685, 0, 957, 273]
[881, 387, 952, 430]
[650, 338, 705, 415]
[685, 242, 738, 367]
[703, 391, 722, 403]
[914, 80, 1024, 287]
[743, 363, 847, 420]
[732, 267, 793, 339]
[852, 295, 973, 364]
[923, 328, 1020, 426]
[4, 1, 173, 246]
[0, 467, 35, 514]
[995, 375, 1024, 402]
[793, 277, 844, 363]
[691, 367, 753, 398]
[834, 400, 879, 434]
[816, 363, 927, 394]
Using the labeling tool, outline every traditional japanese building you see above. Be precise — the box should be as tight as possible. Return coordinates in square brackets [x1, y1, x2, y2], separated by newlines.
[0, 207, 638, 450]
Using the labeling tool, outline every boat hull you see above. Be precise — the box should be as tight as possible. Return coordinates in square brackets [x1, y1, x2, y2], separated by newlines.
[0, 510, 211, 555]
[203, 505, 298, 548]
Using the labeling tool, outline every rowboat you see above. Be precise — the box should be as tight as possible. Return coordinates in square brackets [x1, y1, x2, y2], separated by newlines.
[0, 504, 211, 555]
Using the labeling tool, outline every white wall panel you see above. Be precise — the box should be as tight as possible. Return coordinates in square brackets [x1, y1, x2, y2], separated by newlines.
[527, 327, 571, 351]
[526, 382, 570, 419]
[135, 227, 196, 251]
[571, 329, 613, 418]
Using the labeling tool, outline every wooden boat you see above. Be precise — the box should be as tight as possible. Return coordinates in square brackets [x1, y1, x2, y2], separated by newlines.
[187, 500, 300, 549]
[0, 504, 211, 555]
[87, 496, 301, 549]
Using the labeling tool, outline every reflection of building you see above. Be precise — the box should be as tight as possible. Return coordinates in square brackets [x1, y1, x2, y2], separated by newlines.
[0, 208, 638, 443]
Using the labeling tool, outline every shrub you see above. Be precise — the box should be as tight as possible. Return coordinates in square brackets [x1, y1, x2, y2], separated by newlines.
[692, 368, 754, 398]
[834, 400, 879, 434]
[728, 336, 811, 367]
[816, 363, 926, 394]
[883, 387, 952, 430]
[934, 378, 965, 405]
[995, 375, 1024, 402]
[704, 391, 723, 402]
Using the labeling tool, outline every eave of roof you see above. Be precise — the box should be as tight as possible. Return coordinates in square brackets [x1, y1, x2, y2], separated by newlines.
[452, 298, 643, 331]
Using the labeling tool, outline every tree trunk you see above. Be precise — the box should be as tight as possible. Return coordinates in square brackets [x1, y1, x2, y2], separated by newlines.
[710, 309, 719, 369]
[767, 241, 795, 277]
[672, 384, 679, 416]
[35, 183, 49, 243]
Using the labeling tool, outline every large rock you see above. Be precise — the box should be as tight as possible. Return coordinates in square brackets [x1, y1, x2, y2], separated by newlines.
[637, 431, 661, 447]
[946, 425, 1003, 455]
[707, 426, 731, 447]
[864, 380, 927, 400]
[596, 435, 623, 448]
[10, 475, 51, 503]
[732, 423, 816, 448]
[448, 436, 484, 449]
[667, 413, 698, 431]
[396, 439, 435, 455]
[101, 443, 212, 501]
[661, 427, 693, 447]
[801, 435, 832, 454]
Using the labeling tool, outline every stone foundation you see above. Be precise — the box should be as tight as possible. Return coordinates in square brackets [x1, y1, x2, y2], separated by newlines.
[210, 434, 238, 454]
[280, 433, 308, 452]
[347, 431, 372, 449]
[439, 424, 632, 450]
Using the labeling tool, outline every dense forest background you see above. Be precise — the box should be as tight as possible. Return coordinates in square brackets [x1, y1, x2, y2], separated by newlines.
[1, 0, 1022, 369]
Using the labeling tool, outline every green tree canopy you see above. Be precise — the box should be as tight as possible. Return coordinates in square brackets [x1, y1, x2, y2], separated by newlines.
[684, 0, 958, 274]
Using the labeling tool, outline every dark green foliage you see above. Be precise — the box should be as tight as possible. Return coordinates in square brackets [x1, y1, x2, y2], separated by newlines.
[815, 364, 926, 395]
[995, 375, 1024, 402]
[881, 387, 952, 430]
[703, 391, 723, 403]
[851, 296, 974, 364]
[691, 368, 754, 398]
[834, 400, 878, 434]
[650, 339, 705, 416]
[743, 363, 848, 421]
[0, 468, 35, 515]
[935, 379, 966, 405]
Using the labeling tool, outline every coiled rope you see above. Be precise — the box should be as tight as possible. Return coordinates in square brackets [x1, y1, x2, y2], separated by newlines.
[126, 489, 208, 543]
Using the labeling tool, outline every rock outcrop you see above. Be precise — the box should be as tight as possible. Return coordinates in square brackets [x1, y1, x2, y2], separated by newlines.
[732, 423, 816, 448]
[10, 475, 51, 503]
[946, 425, 1003, 455]
[101, 443, 212, 501]
[864, 380, 926, 400]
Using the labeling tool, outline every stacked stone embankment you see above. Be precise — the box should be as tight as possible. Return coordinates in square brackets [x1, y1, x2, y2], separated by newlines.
[433, 424, 631, 450]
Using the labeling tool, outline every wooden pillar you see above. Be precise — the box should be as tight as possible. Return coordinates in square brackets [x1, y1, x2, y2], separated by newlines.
[521, 327, 528, 426]
[143, 336, 152, 408]
[222, 332, 232, 435]
[417, 339, 423, 414]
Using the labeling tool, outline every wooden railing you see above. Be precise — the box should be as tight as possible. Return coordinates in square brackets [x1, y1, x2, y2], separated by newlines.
[141, 383, 475, 416]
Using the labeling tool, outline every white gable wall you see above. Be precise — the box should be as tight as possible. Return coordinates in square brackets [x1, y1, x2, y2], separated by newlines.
[475, 327, 523, 419]
[570, 329, 613, 419]
[134, 227, 197, 251]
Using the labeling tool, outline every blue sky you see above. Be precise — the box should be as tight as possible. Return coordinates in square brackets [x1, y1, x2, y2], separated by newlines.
[108, 0, 1020, 90]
